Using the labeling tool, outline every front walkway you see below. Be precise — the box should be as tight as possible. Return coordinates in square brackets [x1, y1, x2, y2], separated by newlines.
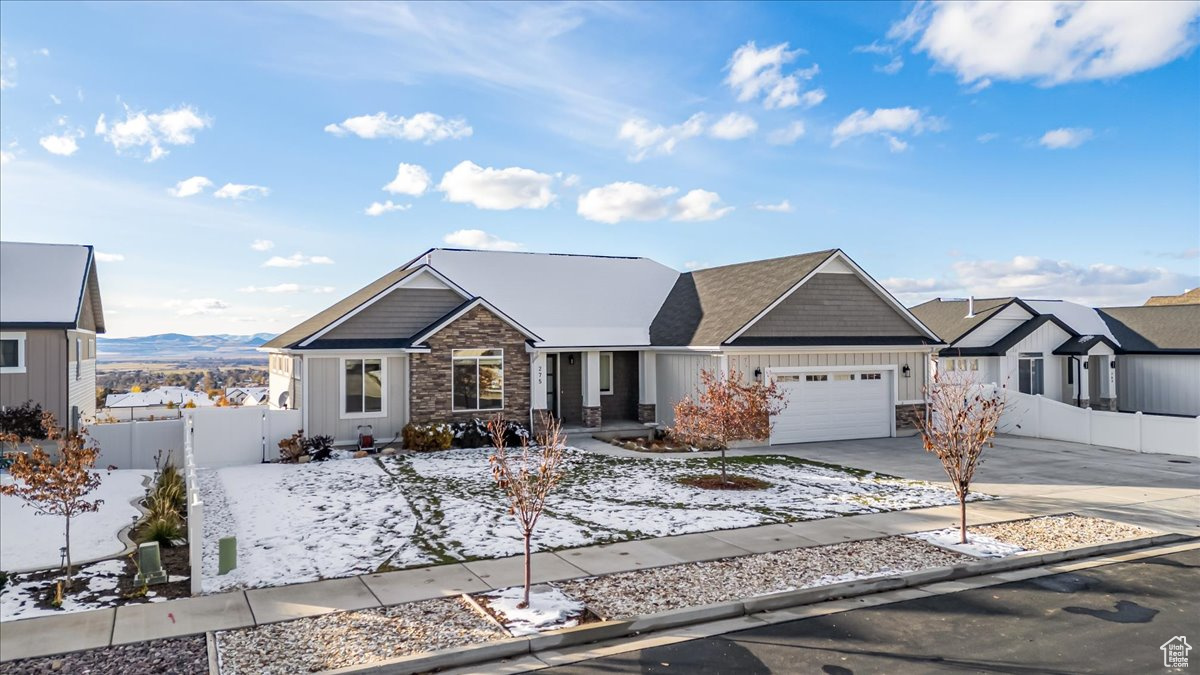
[1, 436, 1196, 663]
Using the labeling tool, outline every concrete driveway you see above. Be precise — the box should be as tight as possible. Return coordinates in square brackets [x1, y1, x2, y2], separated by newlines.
[733, 434, 1200, 535]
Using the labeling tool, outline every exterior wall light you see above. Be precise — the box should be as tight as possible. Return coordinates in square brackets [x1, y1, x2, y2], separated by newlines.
[753, 367, 763, 382]
[902, 364, 911, 378]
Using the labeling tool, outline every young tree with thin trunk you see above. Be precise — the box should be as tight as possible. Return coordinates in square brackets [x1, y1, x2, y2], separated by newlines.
[671, 369, 787, 486]
[0, 413, 107, 588]
[913, 371, 1006, 544]
[487, 411, 567, 608]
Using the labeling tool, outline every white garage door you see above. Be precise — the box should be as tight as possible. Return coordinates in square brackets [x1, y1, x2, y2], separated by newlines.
[769, 370, 892, 444]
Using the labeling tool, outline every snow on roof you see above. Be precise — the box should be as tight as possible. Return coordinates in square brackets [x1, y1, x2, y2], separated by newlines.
[105, 387, 214, 408]
[413, 249, 681, 347]
[0, 241, 92, 325]
[1025, 300, 1119, 343]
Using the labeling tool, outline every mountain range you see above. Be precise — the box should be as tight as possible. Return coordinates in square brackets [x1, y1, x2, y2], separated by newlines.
[97, 333, 275, 362]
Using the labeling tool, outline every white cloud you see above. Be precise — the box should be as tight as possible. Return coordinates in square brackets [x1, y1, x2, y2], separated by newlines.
[618, 114, 706, 161]
[977, 132, 1000, 143]
[766, 121, 806, 145]
[438, 160, 555, 210]
[262, 253, 334, 268]
[364, 200, 411, 216]
[683, 261, 710, 271]
[725, 41, 823, 109]
[798, 89, 827, 108]
[443, 229, 523, 251]
[96, 104, 210, 162]
[708, 112, 758, 140]
[238, 283, 301, 294]
[892, 1, 1200, 87]
[755, 199, 793, 213]
[49, 94, 61, 105]
[324, 112, 472, 143]
[0, 53, 15, 90]
[888, 255, 1199, 306]
[250, 239, 275, 251]
[214, 183, 270, 200]
[382, 163, 432, 195]
[1039, 127, 1093, 149]
[169, 175, 213, 198]
[38, 132, 81, 156]
[877, 57, 904, 75]
[0, 150, 12, 165]
[853, 41, 904, 75]
[171, 298, 229, 316]
[577, 182, 733, 224]
[831, 107, 941, 148]
[95, 252, 125, 262]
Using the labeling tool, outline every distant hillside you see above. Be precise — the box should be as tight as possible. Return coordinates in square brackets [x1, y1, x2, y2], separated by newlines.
[98, 333, 275, 362]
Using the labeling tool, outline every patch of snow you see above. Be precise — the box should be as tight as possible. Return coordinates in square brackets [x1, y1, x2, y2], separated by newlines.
[1, 558, 127, 620]
[907, 528, 1028, 558]
[1, 469, 150, 571]
[479, 584, 585, 636]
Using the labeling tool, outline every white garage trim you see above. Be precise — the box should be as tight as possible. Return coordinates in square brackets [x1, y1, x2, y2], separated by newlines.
[767, 364, 897, 444]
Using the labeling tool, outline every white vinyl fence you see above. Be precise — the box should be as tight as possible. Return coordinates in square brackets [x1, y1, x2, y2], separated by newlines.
[998, 389, 1200, 458]
[88, 408, 304, 470]
[183, 417, 204, 595]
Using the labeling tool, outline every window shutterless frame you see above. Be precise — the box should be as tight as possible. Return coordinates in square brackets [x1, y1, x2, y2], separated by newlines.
[452, 348, 504, 412]
[0, 332, 26, 374]
[339, 357, 387, 419]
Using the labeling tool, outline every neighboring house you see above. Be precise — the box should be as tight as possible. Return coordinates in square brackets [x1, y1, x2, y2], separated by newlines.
[1144, 287, 1199, 306]
[225, 386, 268, 406]
[0, 241, 105, 430]
[104, 386, 214, 409]
[911, 297, 1200, 416]
[262, 248, 941, 446]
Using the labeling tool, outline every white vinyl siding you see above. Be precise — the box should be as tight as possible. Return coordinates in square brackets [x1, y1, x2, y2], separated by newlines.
[725, 350, 928, 403]
[996, 322, 1071, 403]
[307, 355, 408, 444]
[654, 352, 721, 426]
[1117, 355, 1200, 417]
[954, 304, 1034, 348]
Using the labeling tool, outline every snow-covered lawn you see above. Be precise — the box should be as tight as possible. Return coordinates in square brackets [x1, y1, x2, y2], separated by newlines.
[200, 448, 977, 591]
[1, 469, 151, 571]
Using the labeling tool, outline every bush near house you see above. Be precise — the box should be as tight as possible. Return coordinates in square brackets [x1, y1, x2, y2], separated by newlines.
[403, 423, 454, 452]
[403, 419, 531, 451]
[0, 401, 47, 440]
[278, 431, 337, 462]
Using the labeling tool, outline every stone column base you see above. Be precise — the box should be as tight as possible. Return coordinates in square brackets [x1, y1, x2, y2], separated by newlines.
[896, 403, 927, 429]
[1092, 398, 1117, 411]
[637, 403, 656, 424]
[531, 409, 552, 434]
[582, 406, 602, 428]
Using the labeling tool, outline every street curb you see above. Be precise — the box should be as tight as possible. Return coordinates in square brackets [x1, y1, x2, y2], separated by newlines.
[205, 631, 218, 675]
[323, 532, 1194, 674]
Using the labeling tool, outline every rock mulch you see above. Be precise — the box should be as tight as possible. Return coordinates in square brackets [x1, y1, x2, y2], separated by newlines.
[970, 514, 1155, 552]
[215, 597, 505, 675]
[0, 636, 207, 675]
[559, 536, 971, 619]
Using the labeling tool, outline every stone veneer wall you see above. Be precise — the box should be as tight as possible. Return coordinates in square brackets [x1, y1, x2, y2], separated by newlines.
[637, 403, 656, 424]
[409, 305, 531, 425]
[896, 403, 927, 429]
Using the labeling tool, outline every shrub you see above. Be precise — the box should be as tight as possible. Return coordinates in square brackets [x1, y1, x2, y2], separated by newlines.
[402, 423, 454, 451]
[450, 418, 528, 448]
[303, 435, 335, 462]
[0, 401, 46, 439]
[279, 431, 305, 463]
[139, 514, 183, 546]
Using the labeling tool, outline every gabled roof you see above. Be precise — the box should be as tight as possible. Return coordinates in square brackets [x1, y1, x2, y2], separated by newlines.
[1098, 305, 1200, 354]
[0, 241, 105, 332]
[1052, 334, 1119, 356]
[650, 250, 836, 346]
[939, 313, 1076, 356]
[1144, 288, 1200, 306]
[908, 297, 1021, 345]
[408, 297, 541, 345]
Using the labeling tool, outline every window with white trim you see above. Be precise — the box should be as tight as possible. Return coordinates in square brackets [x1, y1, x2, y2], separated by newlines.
[599, 352, 613, 395]
[343, 358, 384, 415]
[453, 349, 503, 411]
[861, 373, 882, 380]
[0, 333, 25, 373]
[75, 338, 82, 380]
[805, 374, 828, 382]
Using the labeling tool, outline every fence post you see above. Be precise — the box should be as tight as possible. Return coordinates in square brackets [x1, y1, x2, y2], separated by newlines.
[1135, 411, 1144, 453]
[1034, 395, 1043, 438]
[1086, 408, 1093, 446]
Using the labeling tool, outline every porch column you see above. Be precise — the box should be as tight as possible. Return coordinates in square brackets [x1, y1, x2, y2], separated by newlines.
[530, 351, 548, 412]
[638, 351, 657, 424]
[581, 350, 602, 428]
[1102, 354, 1117, 410]
[1079, 357, 1092, 408]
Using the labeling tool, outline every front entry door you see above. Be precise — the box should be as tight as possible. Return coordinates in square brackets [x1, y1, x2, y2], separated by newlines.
[545, 354, 558, 417]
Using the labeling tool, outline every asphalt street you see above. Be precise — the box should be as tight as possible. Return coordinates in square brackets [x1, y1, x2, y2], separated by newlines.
[548, 548, 1200, 674]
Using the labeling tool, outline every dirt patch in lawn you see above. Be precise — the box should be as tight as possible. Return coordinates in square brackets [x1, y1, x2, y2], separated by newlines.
[678, 474, 772, 490]
[610, 436, 696, 453]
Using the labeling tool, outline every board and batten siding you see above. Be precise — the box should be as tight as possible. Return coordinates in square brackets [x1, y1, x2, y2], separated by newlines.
[306, 355, 409, 444]
[0, 329, 68, 425]
[655, 352, 720, 426]
[954, 303, 1033, 348]
[726, 351, 928, 403]
[67, 329, 98, 424]
[742, 274, 922, 338]
[1117, 354, 1200, 417]
[995, 321, 1070, 403]
[323, 288, 464, 340]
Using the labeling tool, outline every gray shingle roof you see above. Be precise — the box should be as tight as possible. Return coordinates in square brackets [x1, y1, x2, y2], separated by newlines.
[0, 241, 104, 332]
[649, 250, 836, 346]
[908, 297, 1018, 345]
[1098, 305, 1200, 353]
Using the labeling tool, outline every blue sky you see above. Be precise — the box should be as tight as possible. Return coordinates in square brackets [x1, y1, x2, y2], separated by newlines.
[1, 1, 1198, 337]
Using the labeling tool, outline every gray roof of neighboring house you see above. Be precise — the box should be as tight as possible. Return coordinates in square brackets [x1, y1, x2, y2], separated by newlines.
[0, 241, 105, 332]
[940, 314, 1077, 357]
[262, 266, 421, 349]
[1097, 305, 1200, 354]
[649, 250, 837, 346]
[908, 297, 1019, 345]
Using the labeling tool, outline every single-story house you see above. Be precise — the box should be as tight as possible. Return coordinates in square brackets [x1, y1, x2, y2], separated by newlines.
[0, 241, 105, 430]
[262, 248, 942, 446]
[910, 296, 1200, 416]
[225, 386, 269, 406]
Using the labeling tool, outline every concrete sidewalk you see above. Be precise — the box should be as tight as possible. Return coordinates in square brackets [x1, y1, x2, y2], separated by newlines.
[2, 435, 1196, 663]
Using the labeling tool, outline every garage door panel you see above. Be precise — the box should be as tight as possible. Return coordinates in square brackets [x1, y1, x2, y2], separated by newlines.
[769, 371, 892, 444]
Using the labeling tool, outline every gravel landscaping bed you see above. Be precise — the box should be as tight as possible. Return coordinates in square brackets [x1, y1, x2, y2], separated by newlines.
[970, 514, 1155, 551]
[215, 597, 505, 674]
[1, 636, 207, 675]
[559, 536, 971, 619]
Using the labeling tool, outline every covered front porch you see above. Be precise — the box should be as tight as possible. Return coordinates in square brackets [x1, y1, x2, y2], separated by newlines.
[1055, 337, 1118, 410]
[530, 349, 658, 429]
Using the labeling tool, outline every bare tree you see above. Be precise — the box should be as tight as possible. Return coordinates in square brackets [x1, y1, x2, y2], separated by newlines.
[671, 369, 787, 485]
[0, 414, 108, 588]
[487, 412, 567, 608]
[914, 371, 1006, 544]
